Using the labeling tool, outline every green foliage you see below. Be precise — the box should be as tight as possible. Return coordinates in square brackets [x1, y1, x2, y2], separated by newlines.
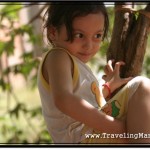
[0, 2, 22, 20]
[143, 56, 150, 78]
[0, 103, 52, 143]
[0, 87, 52, 143]
[0, 3, 51, 144]
[134, 11, 139, 20]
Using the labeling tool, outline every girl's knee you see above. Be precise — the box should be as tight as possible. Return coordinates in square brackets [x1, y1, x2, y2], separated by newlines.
[132, 76, 149, 84]
[129, 76, 150, 92]
[137, 76, 150, 92]
[127, 77, 150, 143]
[127, 76, 150, 99]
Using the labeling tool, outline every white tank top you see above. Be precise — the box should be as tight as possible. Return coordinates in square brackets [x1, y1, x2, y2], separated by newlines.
[37, 47, 103, 143]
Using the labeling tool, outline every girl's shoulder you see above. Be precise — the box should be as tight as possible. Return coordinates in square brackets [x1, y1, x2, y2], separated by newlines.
[45, 47, 73, 61]
[43, 47, 70, 63]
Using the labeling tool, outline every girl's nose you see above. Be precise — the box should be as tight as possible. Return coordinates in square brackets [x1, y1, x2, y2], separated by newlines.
[83, 38, 93, 51]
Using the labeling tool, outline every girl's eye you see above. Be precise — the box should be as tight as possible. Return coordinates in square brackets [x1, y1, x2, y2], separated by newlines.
[94, 34, 102, 39]
[74, 33, 84, 38]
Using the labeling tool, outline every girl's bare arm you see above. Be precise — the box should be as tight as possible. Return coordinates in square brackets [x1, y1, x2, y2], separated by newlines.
[44, 50, 126, 134]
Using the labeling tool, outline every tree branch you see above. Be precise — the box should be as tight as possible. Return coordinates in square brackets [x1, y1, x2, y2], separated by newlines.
[27, 5, 48, 25]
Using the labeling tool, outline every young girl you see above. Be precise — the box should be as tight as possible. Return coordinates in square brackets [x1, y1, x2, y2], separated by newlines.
[37, 2, 150, 143]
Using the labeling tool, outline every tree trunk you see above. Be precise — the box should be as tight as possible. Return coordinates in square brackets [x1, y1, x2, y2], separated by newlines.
[107, 2, 150, 78]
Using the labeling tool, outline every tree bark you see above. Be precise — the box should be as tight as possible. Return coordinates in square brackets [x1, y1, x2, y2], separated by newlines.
[107, 2, 150, 78]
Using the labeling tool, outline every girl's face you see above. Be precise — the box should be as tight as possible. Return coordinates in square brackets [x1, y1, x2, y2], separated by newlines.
[52, 13, 104, 63]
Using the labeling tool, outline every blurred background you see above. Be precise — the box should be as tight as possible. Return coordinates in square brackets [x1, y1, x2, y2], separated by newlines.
[0, 2, 150, 144]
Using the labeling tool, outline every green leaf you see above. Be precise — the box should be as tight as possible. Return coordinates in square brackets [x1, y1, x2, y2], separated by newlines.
[0, 3, 22, 21]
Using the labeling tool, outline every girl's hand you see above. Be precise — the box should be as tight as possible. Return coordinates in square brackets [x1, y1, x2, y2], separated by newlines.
[102, 60, 114, 82]
[102, 60, 133, 93]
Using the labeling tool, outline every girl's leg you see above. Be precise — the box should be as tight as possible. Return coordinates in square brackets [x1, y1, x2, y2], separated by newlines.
[126, 77, 150, 143]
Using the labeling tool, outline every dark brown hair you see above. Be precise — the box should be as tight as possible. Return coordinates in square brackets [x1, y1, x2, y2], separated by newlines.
[44, 2, 109, 44]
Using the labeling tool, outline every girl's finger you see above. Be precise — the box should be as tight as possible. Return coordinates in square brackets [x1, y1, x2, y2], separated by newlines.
[114, 61, 125, 76]
[107, 60, 114, 72]
[102, 75, 107, 81]
[103, 66, 108, 74]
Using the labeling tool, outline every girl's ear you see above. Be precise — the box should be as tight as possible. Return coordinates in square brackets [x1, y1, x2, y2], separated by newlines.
[48, 26, 57, 41]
